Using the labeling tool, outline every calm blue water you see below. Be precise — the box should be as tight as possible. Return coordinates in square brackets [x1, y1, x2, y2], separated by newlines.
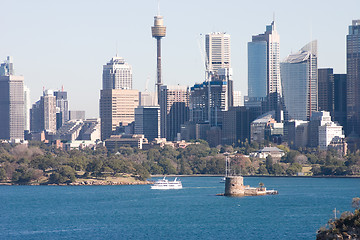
[1, 177, 359, 240]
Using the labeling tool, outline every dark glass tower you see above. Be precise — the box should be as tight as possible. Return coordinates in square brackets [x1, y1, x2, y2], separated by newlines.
[318, 68, 334, 112]
[347, 20, 360, 135]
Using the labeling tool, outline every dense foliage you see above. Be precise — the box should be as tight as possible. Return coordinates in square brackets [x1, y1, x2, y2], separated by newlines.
[317, 198, 360, 239]
[0, 140, 360, 185]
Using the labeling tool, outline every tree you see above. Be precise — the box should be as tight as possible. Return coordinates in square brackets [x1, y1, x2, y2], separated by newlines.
[265, 155, 273, 174]
[0, 167, 6, 181]
[49, 166, 76, 184]
[258, 165, 268, 175]
[286, 163, 302, 176]
[272, 163, 285, 175]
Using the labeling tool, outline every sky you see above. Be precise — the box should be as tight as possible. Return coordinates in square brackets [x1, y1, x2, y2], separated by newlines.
[1, 0, 359, 118]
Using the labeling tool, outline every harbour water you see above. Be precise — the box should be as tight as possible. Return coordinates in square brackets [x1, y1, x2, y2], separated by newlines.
[1, 177, 360, 239]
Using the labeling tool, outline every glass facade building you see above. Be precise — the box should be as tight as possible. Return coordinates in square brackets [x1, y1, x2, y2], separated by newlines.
[248, 41, 267, 98]
[346, 20, 360, 135]
[281, 41, 318, 121]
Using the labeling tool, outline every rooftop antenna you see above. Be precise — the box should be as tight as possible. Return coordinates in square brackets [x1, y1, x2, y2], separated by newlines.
[157, 0, 160, 15]
[116, 41, 118, 57]
[62, 85, 64, 92]
[145, 76, 150, 92]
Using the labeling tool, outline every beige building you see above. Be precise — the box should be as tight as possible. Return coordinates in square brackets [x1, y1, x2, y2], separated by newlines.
[100, 89, 139, 140]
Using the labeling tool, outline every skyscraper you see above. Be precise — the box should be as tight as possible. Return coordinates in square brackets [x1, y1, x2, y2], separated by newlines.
[346, 20, 360, 135]
[318, 68, 334, 112]
[160, 85, 189, 140]
[135, 106, 160, 141]
[192, 32, 233, 128]
[102, 57, 132, 90]
[205, 32, 231, 72]
[152, 14, 166, 105]
[0, 75, 24, 140]
[24, 85, 31, 131]
[30, 90, 57, 133]
[281, 40, 318, 121]
[248, 21, 281, 113]
[100, 56, 138, 140]
[54, 89, 69, 129]
[100, 89, 139, 140]
[0, 56, 14, 76]
[333, 74, 347, 129]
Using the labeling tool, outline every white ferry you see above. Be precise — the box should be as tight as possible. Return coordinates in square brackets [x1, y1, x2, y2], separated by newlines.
[151, 177, 183, 190]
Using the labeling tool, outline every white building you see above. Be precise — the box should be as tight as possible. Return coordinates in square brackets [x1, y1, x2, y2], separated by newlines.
[139, 91, 156, 106]
[319, 122, 345, 150]
[206, 32, 231, 72]
[102, 56, 132, 90]
[233, 90, 243, 107]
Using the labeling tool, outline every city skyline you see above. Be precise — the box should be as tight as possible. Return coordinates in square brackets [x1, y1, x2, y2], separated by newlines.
[0, 0, 359, 118]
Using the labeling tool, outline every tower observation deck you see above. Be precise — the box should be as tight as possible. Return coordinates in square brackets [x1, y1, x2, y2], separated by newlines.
[151, 15, 166, 105]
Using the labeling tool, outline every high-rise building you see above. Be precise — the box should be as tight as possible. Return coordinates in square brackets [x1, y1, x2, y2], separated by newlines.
[221, 107, 258, 146]
[318, 68, 334, 112]
[281, 40, 318, 121]
[0, 56, 14, 76]
[135, 106, 160, 141]
[190, 78, 230, 128]
[160, 85, 189, 140]
[69, 110, 85, 120]
[248, 21, 281, 114]
[24, 85, 31, 131]
[206, 32, 231, 72]
[54, 89, 69, 129]
[102, 57, 132, 90]
[233, 90, 243, 107]
[100, 89, 139, 140]
[333, 74, 347, 129]
[139, 91, 156, 106]
[0, 75, 24, 140]
[30, 90, 57, 133]
[152, 14, 166, 105]
[346, 20, 360, 135]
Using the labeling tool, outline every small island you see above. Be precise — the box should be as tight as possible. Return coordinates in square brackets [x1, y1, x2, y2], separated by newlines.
[224, 176, 278, 196]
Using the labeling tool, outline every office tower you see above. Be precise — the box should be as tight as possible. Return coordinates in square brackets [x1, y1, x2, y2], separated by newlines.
[69, 110, 85, 120]
[285, 120, 309, 148]
[139, 91, 156, 106]
[54, 89, 69, 129]
[333, 74, 347, 129]
[0, 75, 24, 140]
[221, 107, 257, 146]
[30, 90, 57, 133]
[0, 56, 14, 76]
[281, 40, 318, 121]
[233, 90, 243, 106]
[100, 89, 139, 140]
[206, 32, 231, 72]
[248, 21, 281, 115]
[135, 106, 160, 141]
[102, 57, 132, 90]
[160, 85, 189, 140]
[318, 68, 334, 112]
[24, 85, 31, 131]
[346, 20, 360, 135]
[151, 14, 166, 104]
[190, 78, 231, 128]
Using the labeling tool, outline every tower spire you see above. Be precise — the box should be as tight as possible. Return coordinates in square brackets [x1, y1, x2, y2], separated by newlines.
[151, 8, 166, 105]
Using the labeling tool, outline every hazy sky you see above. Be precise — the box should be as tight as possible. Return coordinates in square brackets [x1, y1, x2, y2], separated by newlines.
[1, 0, 359, 118]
